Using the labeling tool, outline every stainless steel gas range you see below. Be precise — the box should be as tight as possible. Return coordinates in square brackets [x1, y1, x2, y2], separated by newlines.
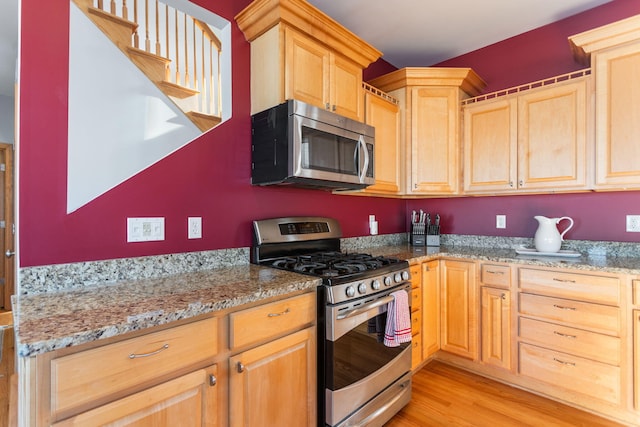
[251, 217, 412, 427]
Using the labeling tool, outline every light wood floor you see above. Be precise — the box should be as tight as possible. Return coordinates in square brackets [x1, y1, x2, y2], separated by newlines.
[385, 361, 626, 427]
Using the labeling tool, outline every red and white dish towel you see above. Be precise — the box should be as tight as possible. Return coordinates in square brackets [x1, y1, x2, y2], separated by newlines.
[383, 290, 412, 347]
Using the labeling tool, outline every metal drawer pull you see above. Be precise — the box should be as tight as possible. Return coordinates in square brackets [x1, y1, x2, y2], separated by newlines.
[209, 374, 217, 386]
[486, 270, 504, 275]
[553, 357, 576, 366]
[552, 277, 576, 283]
[128, 343, 169, 359]
[237, 362, 245, 373]
[553, 304, 576, 311]
[553, 331, 577, 339]
[268, 307, 291, 317]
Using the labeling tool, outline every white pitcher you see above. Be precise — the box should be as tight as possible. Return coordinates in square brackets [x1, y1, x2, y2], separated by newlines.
[533, 216, 574, 253]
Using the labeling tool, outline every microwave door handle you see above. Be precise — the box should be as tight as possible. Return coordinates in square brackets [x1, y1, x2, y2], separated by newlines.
[358, 135, 369, 183]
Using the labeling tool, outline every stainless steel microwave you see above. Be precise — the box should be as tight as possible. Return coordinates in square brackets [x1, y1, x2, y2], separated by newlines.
[251, 100, 375, 190]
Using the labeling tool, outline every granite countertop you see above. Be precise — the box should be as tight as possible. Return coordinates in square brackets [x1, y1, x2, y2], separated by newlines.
[370, 244, 640, 274]
[13, 264, 321, 358]
[13, 240, 640, 359]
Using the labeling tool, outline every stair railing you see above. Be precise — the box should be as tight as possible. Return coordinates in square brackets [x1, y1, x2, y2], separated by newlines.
[90, 0, 223, 120]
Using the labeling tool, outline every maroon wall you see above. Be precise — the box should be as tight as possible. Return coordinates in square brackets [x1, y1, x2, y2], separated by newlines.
[18, 0, 640, 268]
[407, 0, 640, 243]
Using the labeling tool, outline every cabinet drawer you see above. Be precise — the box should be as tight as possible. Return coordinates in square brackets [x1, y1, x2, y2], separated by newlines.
[481, 264, 511, 288]
[519, 343, 621, 405]
[519, 268, 620, 305]
[411, 333, 422, 370]
[411, 287, 422, 312]
[51, 317, 218, 416]
[229, 292, 315, 349]
[410, 264, 421, 289]
[519, 317, 620, 365]
[519, 293, 620, 334]
[411, 309, 421, 335]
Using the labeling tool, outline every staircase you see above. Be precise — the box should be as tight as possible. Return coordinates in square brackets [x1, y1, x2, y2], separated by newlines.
[73, 0, 223, 132]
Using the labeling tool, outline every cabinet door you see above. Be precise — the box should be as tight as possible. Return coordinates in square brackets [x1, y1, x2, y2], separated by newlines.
[52, 365, 219, 427]
[517, 78, 589, 190]
[634, 310, 640, 411]
[229, 327, 316, 427]
[422, 260, 440, 359]
[363, 91, 401, 194]
[593, 43, 640, 189]
[285, 27, 329, 111]
[463, 98, 517, 193]
[409, 87, 460, 194]
[331, 54, 363, 121]
[481, 287, 511, 370]
[440, 260, 477, 360]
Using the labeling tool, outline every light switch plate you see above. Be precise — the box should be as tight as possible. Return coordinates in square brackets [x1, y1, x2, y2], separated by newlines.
[127, 217, 165, 242]
[188, 217, 202, 239]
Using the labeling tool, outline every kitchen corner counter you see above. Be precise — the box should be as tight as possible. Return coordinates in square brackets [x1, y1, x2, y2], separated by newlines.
[367, 244, 640, 275]
[13, 264, 321, 358]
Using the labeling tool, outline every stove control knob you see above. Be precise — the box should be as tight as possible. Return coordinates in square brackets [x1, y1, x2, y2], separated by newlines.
[402, 271, 410, 281]
[345, 286, 356, 298]
[384, 276, 392, 286]
[358, 283, 367, 294]
[371, 279, 381, 290]
[394, 273, 402, 283]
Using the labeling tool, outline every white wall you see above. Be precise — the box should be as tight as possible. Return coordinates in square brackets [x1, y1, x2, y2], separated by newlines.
[0, 95, 14, 144]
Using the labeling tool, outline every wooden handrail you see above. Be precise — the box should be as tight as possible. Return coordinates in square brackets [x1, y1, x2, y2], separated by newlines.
[84, 0, 223, 119]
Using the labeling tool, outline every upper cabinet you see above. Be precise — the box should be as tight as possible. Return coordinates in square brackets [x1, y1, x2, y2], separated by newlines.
[462, 73, 591, 194]
[570, 15, 640, 190]
[235, 0, 381, 121]
[360, 84, 402, 195]
[368, 68, 486, 196]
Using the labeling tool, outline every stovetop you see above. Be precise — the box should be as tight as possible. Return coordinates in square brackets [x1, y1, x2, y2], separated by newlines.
[268, 251, 405, 279]
[252, 217, 411, 304]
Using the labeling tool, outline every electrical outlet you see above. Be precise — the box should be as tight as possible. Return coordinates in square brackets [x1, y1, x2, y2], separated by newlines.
[626, 215, 640, 232]
[188, 217, 202, 239]
[127, 217, 165, 242]
[496, 215, 506, 229]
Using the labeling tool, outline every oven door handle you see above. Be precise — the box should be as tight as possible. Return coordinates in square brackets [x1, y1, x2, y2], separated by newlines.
[336, 295, 394, 320]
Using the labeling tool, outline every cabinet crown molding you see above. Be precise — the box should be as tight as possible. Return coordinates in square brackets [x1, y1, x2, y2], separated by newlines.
[235, 0, 382, 68]
[569, 13, 640, 65]
[367, 67, 486, 96]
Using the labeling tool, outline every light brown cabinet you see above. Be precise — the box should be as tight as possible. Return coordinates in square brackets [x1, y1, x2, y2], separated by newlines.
[24, 317, 219, 426]
[479, 264, 512, 371]
[409, 263, 422, 370]
[463, 75, 590, 194]
[634, 310, 640, 412]
[440, 259, 477, 360]
[422, 260, 440, 359]
[235, 0, 381, 121]
[368, 68, 485, 196]
[517, 267, 623, 407]
[52, 365, 219, 427]
[229, 327, 315, 427]
[570, 15, 640, 190]
[228, 292, 316, 426]
[361, 86, 402, 195]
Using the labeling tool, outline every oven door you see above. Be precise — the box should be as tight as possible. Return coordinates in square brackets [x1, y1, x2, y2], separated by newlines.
[325, 285, 412, 426]
[293, 115, 374, 186]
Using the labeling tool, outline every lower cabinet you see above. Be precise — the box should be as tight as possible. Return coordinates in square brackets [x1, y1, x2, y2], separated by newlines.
[634, 310, 640, 412]
[480, 287, 511, 370]
[52, 365, 219, 427]
[409, 263, 422, 370]
[440, 260, 477, 360]
[20, 292, 317, 427]
[229, 327, 316, 427]
[421, 260, 440, 359]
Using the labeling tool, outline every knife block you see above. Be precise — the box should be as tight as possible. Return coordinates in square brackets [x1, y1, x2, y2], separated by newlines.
[426, 225, 440, 247]
[410, 223, 425, 246]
